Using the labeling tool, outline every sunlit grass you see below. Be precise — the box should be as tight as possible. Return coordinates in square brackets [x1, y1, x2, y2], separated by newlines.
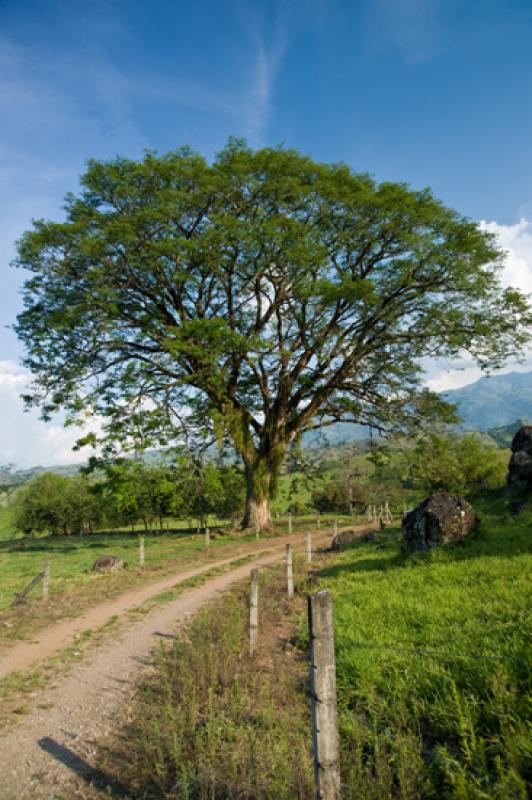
[314, 494, 532, 798]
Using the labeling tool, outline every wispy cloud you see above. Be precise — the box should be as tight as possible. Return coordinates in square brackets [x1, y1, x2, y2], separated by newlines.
[244, 31, 288, 146]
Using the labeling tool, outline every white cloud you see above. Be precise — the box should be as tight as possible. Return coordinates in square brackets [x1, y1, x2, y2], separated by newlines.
[0, 361, 27, 389]
[0, 361, 101, 468]
[424, 218, 532, 392]
[481, 218, 532, 295]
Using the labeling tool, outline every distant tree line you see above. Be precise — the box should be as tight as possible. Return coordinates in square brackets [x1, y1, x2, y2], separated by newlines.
[290, 431, 509, 514]
[369, 432, 508, 496]
[12, 458, 245, 536]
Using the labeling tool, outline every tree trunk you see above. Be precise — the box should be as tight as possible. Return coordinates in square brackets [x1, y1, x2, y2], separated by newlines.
[241, 458, 275, 531]
[242, 495, 272, 531]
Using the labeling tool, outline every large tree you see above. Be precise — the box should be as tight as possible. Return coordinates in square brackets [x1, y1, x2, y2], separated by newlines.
[14, 141, 531, 530]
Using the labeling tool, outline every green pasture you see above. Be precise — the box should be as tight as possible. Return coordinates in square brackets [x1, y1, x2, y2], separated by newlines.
[313, 494, 532, 797]
[0, 527, 258, 615]
[0, 508, 352, 618]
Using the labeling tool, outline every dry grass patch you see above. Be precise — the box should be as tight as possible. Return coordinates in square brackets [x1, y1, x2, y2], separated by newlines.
[96, 561, 315, 799]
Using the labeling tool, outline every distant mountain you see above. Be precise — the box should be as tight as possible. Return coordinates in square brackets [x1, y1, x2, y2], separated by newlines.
[7, 371, 532, 479]
[302, 421, 370, 448]
[0, 462, 82, 488]
[442, 371, 532, 431]
[303, 371, 532, 447]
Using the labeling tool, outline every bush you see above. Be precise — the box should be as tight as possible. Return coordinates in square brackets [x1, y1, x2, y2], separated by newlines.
[287, 499, 311, 516]
[312, 480, 367, 513]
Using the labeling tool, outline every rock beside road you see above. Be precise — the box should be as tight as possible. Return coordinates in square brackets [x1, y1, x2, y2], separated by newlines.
[92, 555, 126, 573]
[403, 493, 476, 552]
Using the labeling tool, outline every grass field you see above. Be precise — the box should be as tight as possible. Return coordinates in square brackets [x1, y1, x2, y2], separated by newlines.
[0, 505, 353, 646]
[102, 492, 531, 798]
[315, 493, 532, 798]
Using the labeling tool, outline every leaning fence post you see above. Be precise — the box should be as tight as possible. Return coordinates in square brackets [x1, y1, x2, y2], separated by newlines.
[288, 512, 293, 535]
[308, 590, 341, 800]
[249, 568, 259, 655]
[139, 535, 145, 567]
[42, 558, 50, 603]
[307, 530, 312, 565]
[286, 543, 294, 597]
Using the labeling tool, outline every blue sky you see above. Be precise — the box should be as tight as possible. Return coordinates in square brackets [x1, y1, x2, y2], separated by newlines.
[1, 0, 532, 466]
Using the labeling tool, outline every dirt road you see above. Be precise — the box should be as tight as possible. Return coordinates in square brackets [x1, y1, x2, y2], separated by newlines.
[0, 529, 333, 800]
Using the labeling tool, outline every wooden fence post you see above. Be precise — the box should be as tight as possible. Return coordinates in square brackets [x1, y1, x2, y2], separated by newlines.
[308, 590, 341, 800]
[205, 526, 210, 549]
[139, 535, 145, 567]
[317, 511, 321, 529]
[249, 568, 259, 655]
[42, 558, 50, 603]
[307, 530, 312, 565]
[333, 520, 338, 537]
[288, 513, 293, 535]
[286, 544, 294, 597]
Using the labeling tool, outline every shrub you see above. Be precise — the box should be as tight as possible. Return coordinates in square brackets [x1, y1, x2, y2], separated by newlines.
[312, 480, 367, 513]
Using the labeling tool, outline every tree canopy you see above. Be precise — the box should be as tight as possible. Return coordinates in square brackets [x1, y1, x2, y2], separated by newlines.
[14, 140, 531, 529]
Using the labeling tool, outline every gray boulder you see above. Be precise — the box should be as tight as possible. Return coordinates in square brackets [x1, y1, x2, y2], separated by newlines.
[92, 555, 126, 573]
[508, 426, 532, 486]
[403, 493, 476, 552]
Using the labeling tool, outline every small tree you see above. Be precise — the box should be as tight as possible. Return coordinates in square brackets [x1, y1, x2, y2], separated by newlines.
[14, 142, 531, 530]
[312, 480, 367, 514]
[215, 464, 246, 524]
[101, 460, 179, 532]
[14, 473, 67, 535]
[13, 472, 101, 535]
[406, 433, 508, 495]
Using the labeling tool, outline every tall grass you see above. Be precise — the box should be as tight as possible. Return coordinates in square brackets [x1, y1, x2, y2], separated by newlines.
[102, 567, 313, 798]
